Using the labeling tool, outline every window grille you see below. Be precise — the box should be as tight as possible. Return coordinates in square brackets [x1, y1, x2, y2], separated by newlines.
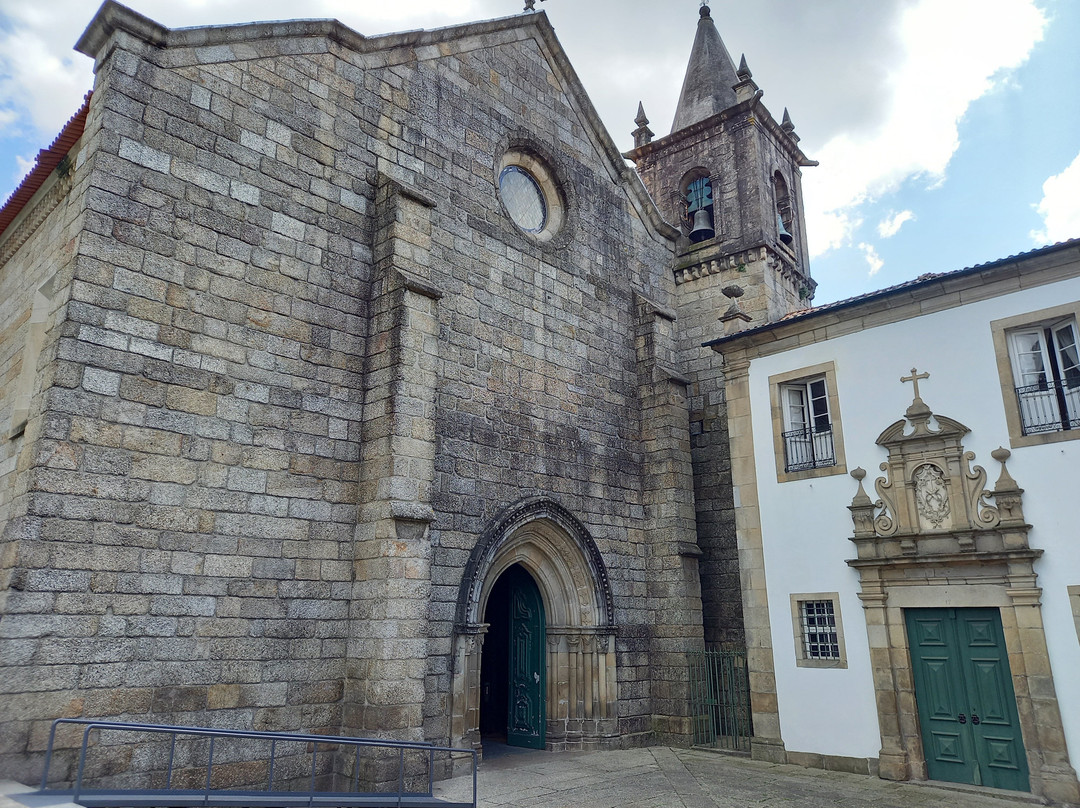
[800, 600, 840, 660]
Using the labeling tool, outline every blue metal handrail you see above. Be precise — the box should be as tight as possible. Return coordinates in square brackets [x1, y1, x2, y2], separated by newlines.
[37, 719, 477, 808]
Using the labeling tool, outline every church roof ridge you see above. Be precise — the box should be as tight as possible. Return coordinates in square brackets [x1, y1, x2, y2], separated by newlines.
[670, 3, 742, 134]
[77, 0, 546, 61]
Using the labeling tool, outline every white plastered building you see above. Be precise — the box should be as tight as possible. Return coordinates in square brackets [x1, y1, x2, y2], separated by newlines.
[707, 239, 1080, 805]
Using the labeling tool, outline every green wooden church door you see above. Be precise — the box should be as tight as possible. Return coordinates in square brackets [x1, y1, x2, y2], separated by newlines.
[906, 608, 1029, 791]
[505, 566, 546, 749]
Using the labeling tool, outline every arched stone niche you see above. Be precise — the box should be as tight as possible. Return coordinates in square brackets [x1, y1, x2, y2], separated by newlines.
[451, 497, 618, 753]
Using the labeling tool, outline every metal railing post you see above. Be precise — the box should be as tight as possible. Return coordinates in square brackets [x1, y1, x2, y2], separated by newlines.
[203, 735, 215, 806]
[396, 746, 405, 808]
[268, 739, 276, 791]
[72, 725, 94, 802]
[166, 733, 177, 789]
[40, 721, 62, 790]
[472, 750, 478, 808]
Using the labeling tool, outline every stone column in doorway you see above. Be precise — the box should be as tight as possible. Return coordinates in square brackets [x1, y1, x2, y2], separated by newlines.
[346, 175, 442, 750]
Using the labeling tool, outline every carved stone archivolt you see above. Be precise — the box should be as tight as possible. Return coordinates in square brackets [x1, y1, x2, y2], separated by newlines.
[450, 497, 618, 754]
[845, 373, 1078, 804]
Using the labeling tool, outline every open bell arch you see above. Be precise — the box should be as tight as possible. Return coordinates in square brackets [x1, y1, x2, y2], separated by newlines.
[450, 497, 619, 752]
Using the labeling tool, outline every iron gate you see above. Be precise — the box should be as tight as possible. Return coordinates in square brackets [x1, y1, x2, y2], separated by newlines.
[688, 647, 752, 752]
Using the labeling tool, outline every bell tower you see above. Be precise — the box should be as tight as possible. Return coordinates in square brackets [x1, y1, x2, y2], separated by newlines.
[625, 4, 818, 650]
[625, 2, 817, 328]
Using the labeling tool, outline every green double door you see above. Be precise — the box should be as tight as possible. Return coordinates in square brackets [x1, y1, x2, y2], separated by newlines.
[906, 608, 1029, 791]
[505, 566, 546, 749]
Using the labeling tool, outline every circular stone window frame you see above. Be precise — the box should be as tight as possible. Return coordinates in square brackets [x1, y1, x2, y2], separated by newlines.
[497, 150, 566, 245]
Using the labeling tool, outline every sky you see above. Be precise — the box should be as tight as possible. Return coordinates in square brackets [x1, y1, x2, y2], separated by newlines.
[0, 0, 1077, 305]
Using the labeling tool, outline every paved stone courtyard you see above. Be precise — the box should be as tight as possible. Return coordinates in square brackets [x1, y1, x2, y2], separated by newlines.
[433, 747, 1042, 808]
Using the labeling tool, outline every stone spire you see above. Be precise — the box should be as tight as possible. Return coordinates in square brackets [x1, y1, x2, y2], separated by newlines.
[632, 101, 654, 148]
[670, 4, 742, 133]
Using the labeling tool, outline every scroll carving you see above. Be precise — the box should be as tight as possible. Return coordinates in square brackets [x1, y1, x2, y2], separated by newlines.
[849, 378, 1028, 561]
[873, 463, 899, 536]
[964, 452, 1000, 529]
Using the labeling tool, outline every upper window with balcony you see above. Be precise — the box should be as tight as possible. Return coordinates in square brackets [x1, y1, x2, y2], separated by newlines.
[1007, 318, 1080, 435]
[992, 303, 1080, 448]
[769, 361, 847, 482]
[781, 377, 835, 472]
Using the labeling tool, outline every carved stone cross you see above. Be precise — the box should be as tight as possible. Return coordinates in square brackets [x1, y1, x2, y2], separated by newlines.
[901, 367, 929, 399]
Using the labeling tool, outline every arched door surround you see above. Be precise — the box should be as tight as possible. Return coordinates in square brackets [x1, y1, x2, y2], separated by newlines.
[451, 497, 617, 752]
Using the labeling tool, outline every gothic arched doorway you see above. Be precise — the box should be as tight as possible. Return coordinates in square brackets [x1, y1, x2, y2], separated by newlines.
[451, 498, 617, 753]
[480, 564, 546, 749]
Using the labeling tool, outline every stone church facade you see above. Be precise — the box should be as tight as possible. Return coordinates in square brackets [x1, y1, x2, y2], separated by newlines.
[0, 1, 816, 781]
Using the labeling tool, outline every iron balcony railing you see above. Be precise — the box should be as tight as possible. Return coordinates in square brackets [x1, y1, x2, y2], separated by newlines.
[781, 425, 836, 472]
[1016, 380, 1080, 435]
[32, 719, 477, 808]
[688, 648, 753, 753]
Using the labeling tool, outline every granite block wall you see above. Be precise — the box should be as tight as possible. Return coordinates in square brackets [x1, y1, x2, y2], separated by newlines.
[0, 7, 704, 783]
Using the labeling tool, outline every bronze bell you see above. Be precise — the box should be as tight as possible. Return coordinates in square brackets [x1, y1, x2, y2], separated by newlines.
[777, 212, 794, 246]
[689, 208, 715, 243]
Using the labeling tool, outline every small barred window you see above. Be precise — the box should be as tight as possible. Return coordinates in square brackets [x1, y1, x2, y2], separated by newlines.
[800, 600, 840, 660]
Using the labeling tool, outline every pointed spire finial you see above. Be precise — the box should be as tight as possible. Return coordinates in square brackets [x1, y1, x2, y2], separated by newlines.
[672, 0, 741, 131]
[737, 54, 752, 80]
[635, 101, 649, 128]
[632, 101, 654, 148]
[781, 107, 795, 133]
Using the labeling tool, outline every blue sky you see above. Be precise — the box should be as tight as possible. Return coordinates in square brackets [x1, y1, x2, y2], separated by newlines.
[0, 0, 1077, 305]
[809, 0, 1080, 300]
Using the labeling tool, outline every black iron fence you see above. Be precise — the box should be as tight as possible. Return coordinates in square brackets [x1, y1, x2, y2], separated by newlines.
[688, 647, 753, 752]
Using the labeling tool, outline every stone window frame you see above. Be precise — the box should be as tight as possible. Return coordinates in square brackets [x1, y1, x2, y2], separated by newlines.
[789, 592, 847, 669]
[990, 300, 1080, 448]
[768, 361, 847, 483]
[1070, 586, 1080, 645]
[497, 149, 565, 245]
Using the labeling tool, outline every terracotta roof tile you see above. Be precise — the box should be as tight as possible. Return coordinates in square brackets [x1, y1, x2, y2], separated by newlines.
[0, 92, 92, 241]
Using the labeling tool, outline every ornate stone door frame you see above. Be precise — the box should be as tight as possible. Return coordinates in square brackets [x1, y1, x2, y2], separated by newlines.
[846, 386, 1078, 804]
[451, 498, 617, 752]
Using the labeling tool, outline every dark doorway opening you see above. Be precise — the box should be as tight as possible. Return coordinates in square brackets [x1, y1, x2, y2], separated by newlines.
[479, 564, 546, 749]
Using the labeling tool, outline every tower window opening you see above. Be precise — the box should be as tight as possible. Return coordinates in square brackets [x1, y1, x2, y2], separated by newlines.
[686, 175, 715, 243]
[774, 172, 795, 248]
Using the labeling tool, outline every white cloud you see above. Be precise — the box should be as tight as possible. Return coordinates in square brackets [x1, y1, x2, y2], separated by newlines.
[0, 6, 94, 139]
[805, 0, 1046, 259]
[858, 242, 884, 277]
[877, 210, 915, 238]
[1030, 151, 1080, 245]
